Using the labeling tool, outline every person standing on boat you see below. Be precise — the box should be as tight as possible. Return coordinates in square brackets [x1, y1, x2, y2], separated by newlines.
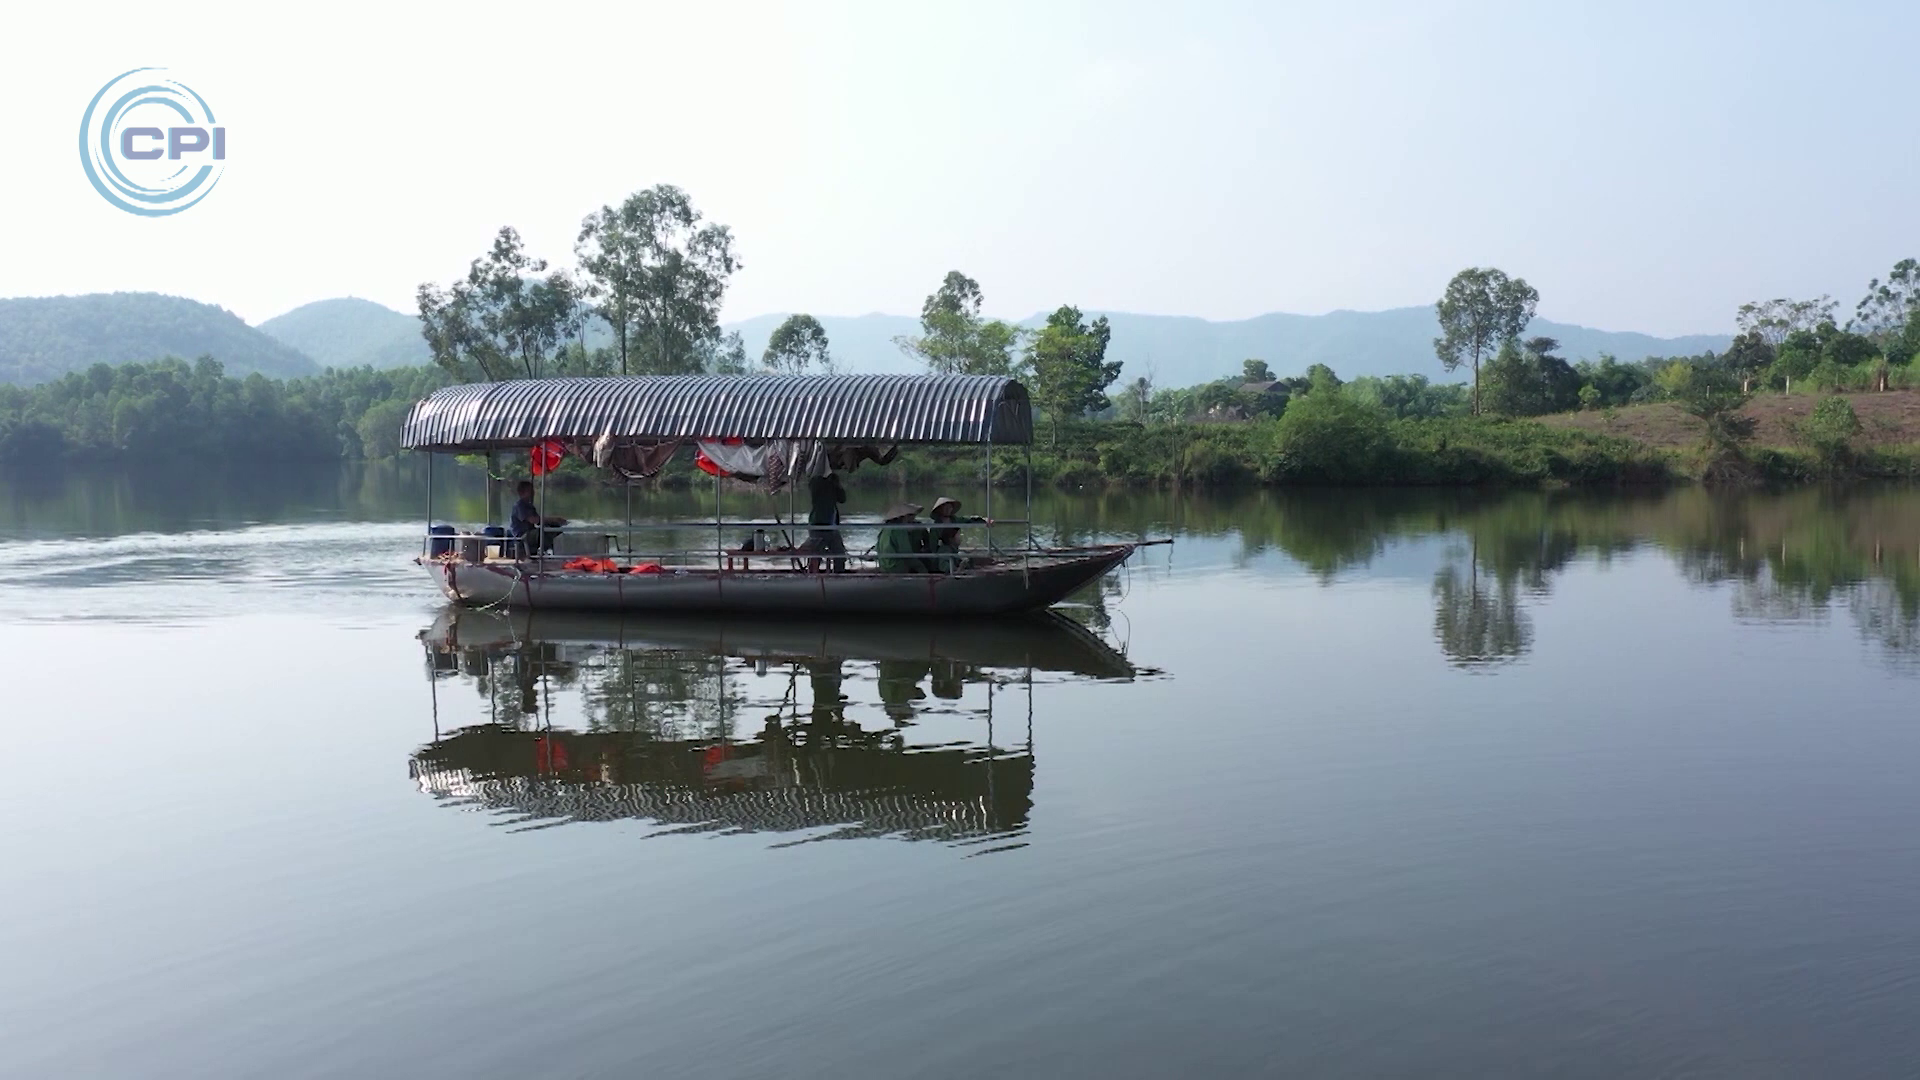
[876, 503, 932, 572]
[510, 480, 567, 556]
[807, 471, 848, 572]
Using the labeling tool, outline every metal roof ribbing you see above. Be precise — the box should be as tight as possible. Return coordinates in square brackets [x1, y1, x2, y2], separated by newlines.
[401, 374, 1033, 451]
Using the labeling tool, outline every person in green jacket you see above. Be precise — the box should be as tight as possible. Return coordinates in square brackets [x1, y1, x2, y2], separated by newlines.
[876, 503, 932, 572]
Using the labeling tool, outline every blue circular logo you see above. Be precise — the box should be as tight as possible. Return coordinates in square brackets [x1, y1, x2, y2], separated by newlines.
[79, 68, 226, 217]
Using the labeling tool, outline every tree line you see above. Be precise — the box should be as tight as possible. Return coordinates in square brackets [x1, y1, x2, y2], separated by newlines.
[0, 358, 447, 464]
[415, 185, 1127, 446]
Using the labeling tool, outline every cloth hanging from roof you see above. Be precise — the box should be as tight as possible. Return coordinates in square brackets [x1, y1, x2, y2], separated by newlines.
[692, 439, 842, 492]
[831, 444, 899, 471]
[695, 438, 756, 479]
[529, 440, 566, 476]
[593, 435, 684, 481]
[566, 432, 897, 489]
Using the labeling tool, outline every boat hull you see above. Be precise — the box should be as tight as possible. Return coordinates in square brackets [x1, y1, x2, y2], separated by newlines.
[427, 546, 1134, 616]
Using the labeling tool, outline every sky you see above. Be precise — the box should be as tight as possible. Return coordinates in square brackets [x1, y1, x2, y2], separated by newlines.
[3, 0, 1916, 336]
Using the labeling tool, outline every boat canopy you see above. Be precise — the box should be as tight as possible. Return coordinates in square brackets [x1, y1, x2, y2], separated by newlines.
[401, 374, 1033, 452]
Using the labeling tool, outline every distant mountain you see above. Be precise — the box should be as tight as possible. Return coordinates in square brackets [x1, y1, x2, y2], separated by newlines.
[247, 294, 1731, 389]
[0, 293, 319, 385]
[257, 297, 431, 370]
[731, 308, 1733, 387]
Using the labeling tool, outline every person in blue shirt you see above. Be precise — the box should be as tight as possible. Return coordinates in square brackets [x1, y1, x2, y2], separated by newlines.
[509, 480, 567, 556]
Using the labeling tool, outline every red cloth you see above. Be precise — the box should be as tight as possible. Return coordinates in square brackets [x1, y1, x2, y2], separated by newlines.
[534, 736, 569, 772]
[627, 563, 663, 574]
[693, 437, 747, 478]
[530, 440, 566, 476]
[563, 556, 618, 573]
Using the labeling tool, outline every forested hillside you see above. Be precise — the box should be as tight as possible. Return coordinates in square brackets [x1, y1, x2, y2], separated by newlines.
[0, 293, 319, 384]
[257, 297, 432, 370]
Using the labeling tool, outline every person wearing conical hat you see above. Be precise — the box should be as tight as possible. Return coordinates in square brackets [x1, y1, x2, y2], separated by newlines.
[876, 502, 931, 573]
[928, 495, 989, 572]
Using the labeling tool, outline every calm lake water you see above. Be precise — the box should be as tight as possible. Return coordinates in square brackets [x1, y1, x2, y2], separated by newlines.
[5, 465, 1920, 1078]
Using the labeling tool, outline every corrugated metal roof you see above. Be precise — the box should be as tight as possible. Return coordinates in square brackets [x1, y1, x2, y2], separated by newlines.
[401, 374, 1033, 451]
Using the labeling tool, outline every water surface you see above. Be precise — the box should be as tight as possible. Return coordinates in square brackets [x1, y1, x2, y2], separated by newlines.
[4, 465, 1920, 1078]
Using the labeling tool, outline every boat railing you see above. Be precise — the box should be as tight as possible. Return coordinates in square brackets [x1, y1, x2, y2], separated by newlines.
[417, 519, 1044, 572]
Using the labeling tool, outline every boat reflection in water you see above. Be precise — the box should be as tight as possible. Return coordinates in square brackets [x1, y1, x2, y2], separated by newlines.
[413, 609, 1146, 850]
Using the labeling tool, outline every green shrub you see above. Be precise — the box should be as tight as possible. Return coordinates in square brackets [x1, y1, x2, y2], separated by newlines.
[1798, 395, 1861, 470]
[1271, 386, 1392, 483]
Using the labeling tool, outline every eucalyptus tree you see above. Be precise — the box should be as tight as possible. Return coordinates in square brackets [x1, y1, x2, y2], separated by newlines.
[417, 226, 581, 383]
[762, 314, 834, 375]
[1736, 295, 1837, 348]
[575, 185, 739, 375]
[1433, 267, 1538, 414]
[1851, 259, 1920, 361]
[894, 271, 1021, 375]
[1024, 305, 1118, 445]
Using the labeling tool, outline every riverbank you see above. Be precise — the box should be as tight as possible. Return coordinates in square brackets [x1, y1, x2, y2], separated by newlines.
[15, 357, 1920, 490]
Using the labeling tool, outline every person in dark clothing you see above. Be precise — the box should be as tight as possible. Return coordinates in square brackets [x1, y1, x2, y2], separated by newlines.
[509, 480, 567, 556]
[928, 496, 989, 572]
[807, 472, 848, 572]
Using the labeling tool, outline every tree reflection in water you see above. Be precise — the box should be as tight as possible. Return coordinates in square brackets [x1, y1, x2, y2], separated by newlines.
[1431, 555, 1533, 667]
[415, 612, 1144, 848]
[1094, 486, 1920, 671]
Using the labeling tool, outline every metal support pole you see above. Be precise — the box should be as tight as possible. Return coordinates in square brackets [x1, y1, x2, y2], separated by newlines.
[1025, 444, 1034, 583]
[983, 437, 993, 556]
[625, 483, 633, 559]
[715, 470, 724, 575]
[425, 452, 434, 553]
[485, 451, 500, 525]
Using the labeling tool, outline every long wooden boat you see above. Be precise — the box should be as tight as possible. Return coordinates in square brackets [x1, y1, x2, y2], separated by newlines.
[402, 374, 1154, 616]
[427, 544, 1134, 616]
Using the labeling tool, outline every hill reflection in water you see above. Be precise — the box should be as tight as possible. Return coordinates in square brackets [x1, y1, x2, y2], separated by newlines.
[413, 610, 1147, 850]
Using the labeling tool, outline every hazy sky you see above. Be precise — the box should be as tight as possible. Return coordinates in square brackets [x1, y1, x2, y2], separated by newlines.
[6, 0, 1916, 335]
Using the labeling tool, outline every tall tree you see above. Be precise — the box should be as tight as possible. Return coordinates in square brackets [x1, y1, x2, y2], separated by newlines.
[1242, 359, 1274, 382]
[1736, 296, 1837, 348]
[1721, 331, 1777, 393]
[574, 185, 739, 376]
[893, 271, 1021, 375]
[698, 330, 750, 376]
[1118, 372, 1155, 422]
[1433, 268, 1538, 414]
[762, 314, 834, 375]
[418, 226, 580, 383]
[1024, 305, 1119, 445]
[1851, 259, 1920, 361]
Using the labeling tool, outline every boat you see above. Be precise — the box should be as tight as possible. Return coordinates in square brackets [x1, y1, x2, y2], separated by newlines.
[401, 374, 1153, 615]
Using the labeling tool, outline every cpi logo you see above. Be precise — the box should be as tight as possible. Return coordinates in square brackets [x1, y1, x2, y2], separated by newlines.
[80, 68, 226, 217]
